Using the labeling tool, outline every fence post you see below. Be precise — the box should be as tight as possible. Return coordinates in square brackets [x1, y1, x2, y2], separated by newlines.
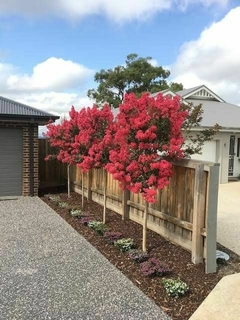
[87, 170, 92, 201]
[142, 201, 149, 252]
[45, 139, 49, 181]
[122, 189, 130, 220]
[192, 163, 205, 264]
[205, 163, 219, 273]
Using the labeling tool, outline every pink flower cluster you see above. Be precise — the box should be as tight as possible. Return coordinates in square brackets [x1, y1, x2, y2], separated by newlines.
[105, 93, 187, 202]
[45, 92, 187, 203]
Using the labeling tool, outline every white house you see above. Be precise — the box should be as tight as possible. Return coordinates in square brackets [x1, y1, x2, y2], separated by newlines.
[152, 85, 240, 184]
[113, 84, 240, 184]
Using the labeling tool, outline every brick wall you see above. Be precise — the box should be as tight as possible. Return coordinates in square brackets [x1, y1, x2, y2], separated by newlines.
[0, 122, 39, 196]
[33, 126, 39, 196]
[22, 125, 39, 196]
[22, 126, 30, 196]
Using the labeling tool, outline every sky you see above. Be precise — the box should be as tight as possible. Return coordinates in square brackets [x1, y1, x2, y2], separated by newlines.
[1, 0, 240, 124]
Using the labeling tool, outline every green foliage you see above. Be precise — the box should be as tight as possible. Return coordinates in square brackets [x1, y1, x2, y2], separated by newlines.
[88, 220, 108, 235]
[48, 195, 61, 202]
[58, 202, 69, 208]
[70, 209, 83, 217]
[87, 53, 183, 108]
[114, 238, 134, 252]
[162, 278, 189, 298]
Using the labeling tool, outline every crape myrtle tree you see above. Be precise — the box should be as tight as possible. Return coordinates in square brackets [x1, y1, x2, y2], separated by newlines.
[105, 92, 188, 252]
[87, 53, 183, 108]
[44, 106, 80, 198]
[73, 104, 114, 223]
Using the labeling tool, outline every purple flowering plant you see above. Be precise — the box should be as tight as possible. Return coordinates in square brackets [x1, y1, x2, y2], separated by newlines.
[140, 258, 170, 277]
[128, 249, 149, 263]
[80, 216, 93, 225]
[103, 231, 123, 244]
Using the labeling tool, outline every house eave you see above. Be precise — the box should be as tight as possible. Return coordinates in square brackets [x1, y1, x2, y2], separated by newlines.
[189, 126, 240, 133]
[0, 114, 59, 125]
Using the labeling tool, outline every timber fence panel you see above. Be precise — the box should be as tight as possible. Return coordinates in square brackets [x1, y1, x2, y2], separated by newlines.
[38, 138, 66, 187]
[39, 139, 219, 273]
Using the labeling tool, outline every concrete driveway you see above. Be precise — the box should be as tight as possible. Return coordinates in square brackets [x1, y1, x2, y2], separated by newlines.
[0, 197, 169, 320]
[217, 181, 240, 255]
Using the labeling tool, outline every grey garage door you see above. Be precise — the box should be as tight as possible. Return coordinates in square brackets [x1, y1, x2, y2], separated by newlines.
[0, 128, 23, 196]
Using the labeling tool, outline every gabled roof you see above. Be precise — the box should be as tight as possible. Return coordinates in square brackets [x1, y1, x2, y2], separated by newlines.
[0, 95, 59, 125]
[176, 85, 225, 103]
[150, 89, 177, 98]
[151, 85, 240, 130]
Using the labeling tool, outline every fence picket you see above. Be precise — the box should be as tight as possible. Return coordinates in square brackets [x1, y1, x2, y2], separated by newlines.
[39, 139, 219, 272]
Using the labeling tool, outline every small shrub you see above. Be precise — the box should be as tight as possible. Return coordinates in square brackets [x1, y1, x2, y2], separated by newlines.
[114, 238, 134, 252]
[70, 209, 83, 218]
[140, 258, 170, 277]
[48, 195, 61, 202]
[128, 249, 149, 263]
[162, 278, 189, 298]
[58, 202, 68, 208]
[103, 231, 122, 244]
[80, 217, 93, 225]
[88, 220, 108, 235]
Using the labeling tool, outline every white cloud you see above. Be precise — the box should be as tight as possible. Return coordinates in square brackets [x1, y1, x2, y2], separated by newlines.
[148, 58, 158, 67]
[0, 0, 229, 22]
[6, 91, 93, 137]
[175, 0, 228, 10]
[171, 7, 240, 105]
[16, 92, 92, 115]
[6, 57, 93, 92]
[0, 57, 94, 117]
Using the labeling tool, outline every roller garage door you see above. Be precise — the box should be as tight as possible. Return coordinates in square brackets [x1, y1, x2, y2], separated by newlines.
[0, 128, 23, 196]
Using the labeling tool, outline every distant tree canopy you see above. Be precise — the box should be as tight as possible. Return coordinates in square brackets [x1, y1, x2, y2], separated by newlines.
[87, 53, 183, 108]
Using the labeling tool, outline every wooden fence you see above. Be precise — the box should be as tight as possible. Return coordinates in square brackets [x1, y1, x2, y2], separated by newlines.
[38, 138, 66, 187]
[39, 138, 219, 273]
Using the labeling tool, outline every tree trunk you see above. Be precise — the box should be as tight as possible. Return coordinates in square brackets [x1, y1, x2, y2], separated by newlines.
[142, 201, 148, 252]
[103, 169, 107, 224]
[82, 171, 84, 209]
[67, 164, 71, 198]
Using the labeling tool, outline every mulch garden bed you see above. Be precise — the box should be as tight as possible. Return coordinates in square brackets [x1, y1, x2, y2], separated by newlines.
[40, 187, 240, 320]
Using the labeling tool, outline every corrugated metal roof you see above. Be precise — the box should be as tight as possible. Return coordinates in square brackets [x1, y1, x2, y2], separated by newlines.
[176, 85, 203, 97]
[0, 95, 58, 118]
[150, 89, 177, 98]
[187, 99, 240, 128]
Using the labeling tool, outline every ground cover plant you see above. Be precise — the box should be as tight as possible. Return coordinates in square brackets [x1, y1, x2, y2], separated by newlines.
[88, 220, 108, 235]
[70, 209, 83, 217]
[103, 231, 123, 244]
[57, 201, 68, 208]
[40, 188, 240, 320]
[114, 238, 134, 252]
[128, 249, 149, 263]
[162, 278, 189, 298]
[140, 258, 170, 277]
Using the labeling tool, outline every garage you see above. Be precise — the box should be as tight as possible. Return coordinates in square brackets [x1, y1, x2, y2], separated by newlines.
[0, 96, 59, 197]
[0, 128, 23, 196]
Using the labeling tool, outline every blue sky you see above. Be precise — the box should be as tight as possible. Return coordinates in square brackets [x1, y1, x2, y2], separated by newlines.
[0, 0, 240, 119]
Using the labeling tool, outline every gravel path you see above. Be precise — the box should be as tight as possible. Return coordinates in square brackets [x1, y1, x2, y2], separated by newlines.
[0, 197, 170, 320]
